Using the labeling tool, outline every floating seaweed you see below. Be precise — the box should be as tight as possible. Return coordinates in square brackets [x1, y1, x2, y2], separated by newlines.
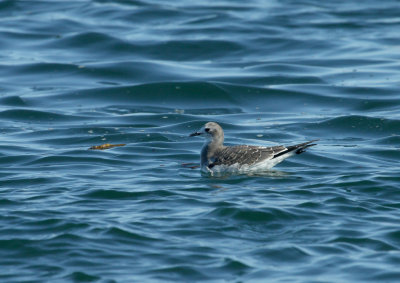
[89, 143, 126, 150]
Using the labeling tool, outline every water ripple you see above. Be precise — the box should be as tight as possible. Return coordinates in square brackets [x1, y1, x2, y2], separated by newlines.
[1, 0, 400, 282]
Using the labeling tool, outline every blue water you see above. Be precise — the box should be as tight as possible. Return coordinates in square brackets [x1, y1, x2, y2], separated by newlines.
[1, 0, 400, 282]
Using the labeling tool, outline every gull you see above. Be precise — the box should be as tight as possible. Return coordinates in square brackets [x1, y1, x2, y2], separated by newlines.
[190, 122, 317, 174]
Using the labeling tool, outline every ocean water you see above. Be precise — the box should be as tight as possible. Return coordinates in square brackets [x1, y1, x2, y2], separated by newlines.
[1, 0, 400, 282]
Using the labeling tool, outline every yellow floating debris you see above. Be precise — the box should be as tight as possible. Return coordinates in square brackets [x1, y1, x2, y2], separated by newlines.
[89, 143, 126, 150]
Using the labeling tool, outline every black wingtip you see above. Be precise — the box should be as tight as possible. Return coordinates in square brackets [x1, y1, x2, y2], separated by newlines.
[273, 139, 318, 159]
[295, 143, 317, 154]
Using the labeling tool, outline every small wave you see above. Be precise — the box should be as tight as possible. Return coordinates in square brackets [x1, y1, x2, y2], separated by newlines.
[207, 206, 298, 223]
[0, 109, 86, 123]
[308, 115, 400, 137]
[82, 188, 176, 199]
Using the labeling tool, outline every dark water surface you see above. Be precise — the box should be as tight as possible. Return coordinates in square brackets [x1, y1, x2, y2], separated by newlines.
[1, 0, 400, 282]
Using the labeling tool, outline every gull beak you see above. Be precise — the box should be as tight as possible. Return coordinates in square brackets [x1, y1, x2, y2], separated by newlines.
[189, 131, 202, 137]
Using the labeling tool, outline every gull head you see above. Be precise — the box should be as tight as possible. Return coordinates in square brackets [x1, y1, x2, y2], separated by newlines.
[189, 122, 224, 144]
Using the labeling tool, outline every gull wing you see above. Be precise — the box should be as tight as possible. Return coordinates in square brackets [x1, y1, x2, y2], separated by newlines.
[208, 140, 318, 169]
[209, 145, 287, 168]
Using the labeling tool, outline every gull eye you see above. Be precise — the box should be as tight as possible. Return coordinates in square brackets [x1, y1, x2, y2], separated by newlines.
[205, 128, 210, 132]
